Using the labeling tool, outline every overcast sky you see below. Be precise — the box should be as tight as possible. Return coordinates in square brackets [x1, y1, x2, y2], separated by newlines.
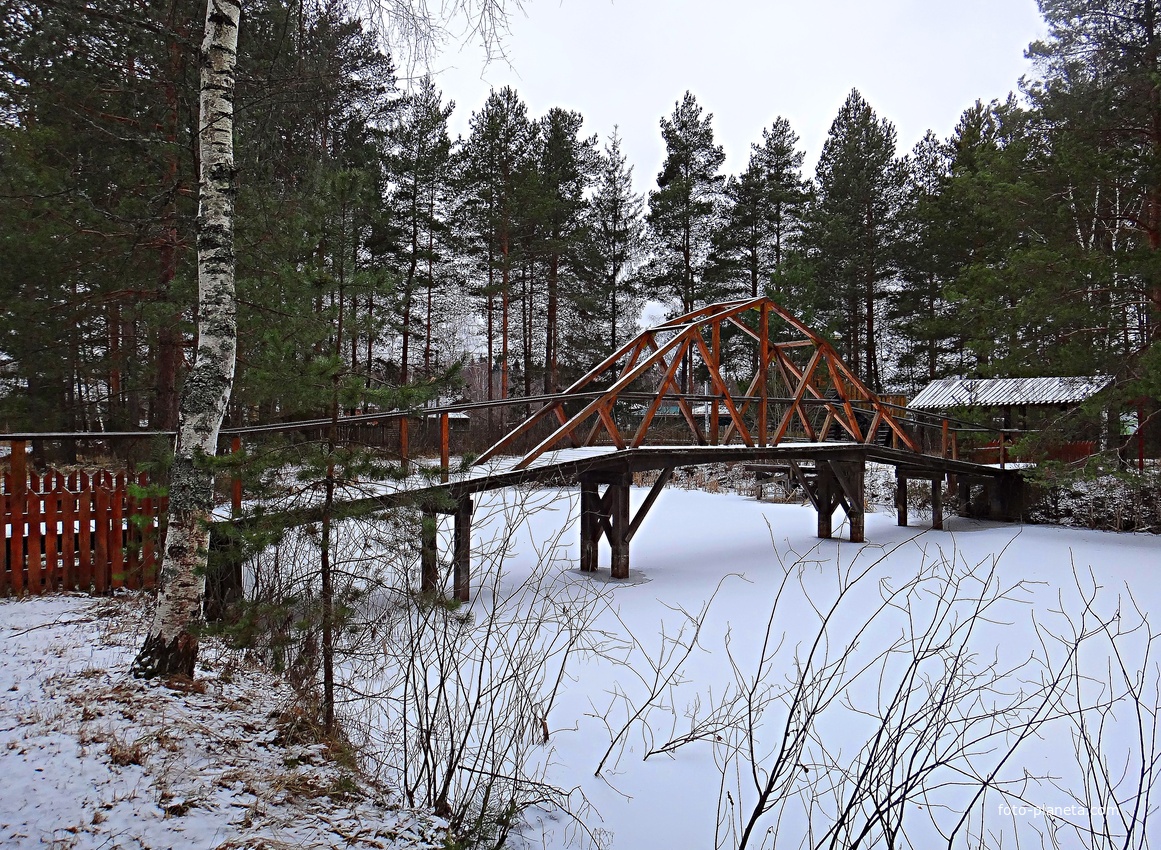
[422, 0, 1048, 192]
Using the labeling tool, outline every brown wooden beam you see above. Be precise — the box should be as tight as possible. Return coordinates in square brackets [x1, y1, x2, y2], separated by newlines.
[628, 466, 673, 542]
[580, 479, 599, 573]
[896, 468, 908, 527]
[610, 479, 630, 579]
[454, 497, 472, 602]
[420, 506, 438, 593]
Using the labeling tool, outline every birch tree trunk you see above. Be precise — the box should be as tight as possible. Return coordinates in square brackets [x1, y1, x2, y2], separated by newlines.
[133, 0, 240, 679]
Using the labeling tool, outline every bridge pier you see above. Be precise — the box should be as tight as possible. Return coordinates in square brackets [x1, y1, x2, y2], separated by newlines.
[796, 458, 865, 543]
[580, 472, 631, 578]
[420, 495, 474, 602]
[895, 469, 946, 530]
[579, 467, 672, 579]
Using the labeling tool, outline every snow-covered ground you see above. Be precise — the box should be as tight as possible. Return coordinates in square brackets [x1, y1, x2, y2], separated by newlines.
[0, 595, 447, 849]
[3, 483, 1158, 849]
[423, 486, 1160, 849]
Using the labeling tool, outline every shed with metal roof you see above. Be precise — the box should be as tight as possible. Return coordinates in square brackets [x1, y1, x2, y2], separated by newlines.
[909, 376, 1111, 410]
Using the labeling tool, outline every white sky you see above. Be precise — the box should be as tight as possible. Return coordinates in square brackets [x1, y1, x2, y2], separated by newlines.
[422, 0, 1048, 191]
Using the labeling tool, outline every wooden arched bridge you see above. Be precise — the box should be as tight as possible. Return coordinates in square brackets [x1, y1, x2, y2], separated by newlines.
[285, 298, 1023, 600]
[1, 298, 1024, 600]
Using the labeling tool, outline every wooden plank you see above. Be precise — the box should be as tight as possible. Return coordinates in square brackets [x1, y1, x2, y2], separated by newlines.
[596, 404, 626, 450]
[60, 478, 76, 590]
[93, 485, 109, 594]
[693, 334, 753, 446]
[26, 478, 42, 595]
[0, 492, 9, 595]
[771, 349, 822, 445]
[10, 441, 26, 499]
[711, 321, 721, 445]
[440, 413, 450, 484]
[420, 507, 437, 593]
[609, 481, 630, 580]
[579, 480, 599, 573]
[453, 497, 472, 602]
[124, 478, 140, 590]
[630, 338, 689, 447]
[895, 469, 908, 527]
[758, 301, 769, 446]
[42, 477, 59, 591]
[627, 466, 673, 542]
[399, 417, 410, 474]
[140, 473, 156, 589]
[110, 473, 125, 589]
[231, 436, 243, 516]
[78, 477, 92, 591]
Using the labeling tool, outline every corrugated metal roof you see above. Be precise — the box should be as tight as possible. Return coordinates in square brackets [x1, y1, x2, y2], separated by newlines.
[909, 376, 1111, 409]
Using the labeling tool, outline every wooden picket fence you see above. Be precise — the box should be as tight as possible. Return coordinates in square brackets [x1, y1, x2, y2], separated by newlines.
[1, 470, 166, 596]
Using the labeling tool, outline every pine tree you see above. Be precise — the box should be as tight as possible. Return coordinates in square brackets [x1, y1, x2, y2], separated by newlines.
[891, 130, 958, 390]
[1027, 0, 1161, 419]
[384, 75, 454, 384]
[570, 128, 645, 368]
[534, 107, 597, 391]
[708, 117, 808, 302]
[459, 86, 537, 400]
[643, 91, 727, 316]
[800, 89, 906, 392]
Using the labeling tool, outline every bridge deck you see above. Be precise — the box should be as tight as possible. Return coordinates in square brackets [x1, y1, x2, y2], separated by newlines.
[238, 442, 1019, 530]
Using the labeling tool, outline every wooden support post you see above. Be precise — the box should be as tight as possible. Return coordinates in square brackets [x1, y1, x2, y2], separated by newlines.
[828, 459, 865, 544]
[957, 478, 971, 517]
[628, 467, 672, 542]
[8, 441, 26, 595]
[453, 497, 472, 603]
[579, 479, 599, 573]
[988, 474, 1023, 522]
[231, 436, 243, 517]
[26, 480, 42, 594]
[609, 477, 630, 580]
[816, 464, 834, 539]
[420, 506, 438, 593]
[711, 322, 720, 445]
[440, 412, 450, 484]
[758, 303, 769, 446]
[895, 468, 908, 527]
[110, 472, 124, 589]
[941, 418, 950, 458]
[400, 416, 410, 474]
[10, 440, 26, 496]
[931, 477, 944, 531]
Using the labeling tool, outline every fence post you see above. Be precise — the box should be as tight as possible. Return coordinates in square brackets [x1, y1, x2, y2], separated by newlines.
[400, 416, 410, 474]
[231, 435, 242, 517]
[440, 413, 450, 484]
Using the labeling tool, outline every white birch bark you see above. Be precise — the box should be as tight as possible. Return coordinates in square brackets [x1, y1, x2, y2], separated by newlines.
[133, 0, 240, 679]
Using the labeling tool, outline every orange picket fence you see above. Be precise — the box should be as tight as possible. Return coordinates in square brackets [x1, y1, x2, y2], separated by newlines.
[1, 470, 166, 596]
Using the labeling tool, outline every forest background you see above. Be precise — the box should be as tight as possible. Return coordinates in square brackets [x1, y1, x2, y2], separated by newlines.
[1, 0, 1159, 445]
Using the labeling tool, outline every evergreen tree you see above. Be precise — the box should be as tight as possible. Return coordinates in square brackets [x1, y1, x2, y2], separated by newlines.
[1027, 0, 1161, 409]
[458, 86, 537, 399]
[643, 91, 727, 317]
[383, 75, 454, 384]
[534, 107, 597, 391]
[708, 117, 808, 301]
[800, 89, 906, 392]
[569, 128, 645, 369]
[890, 130, 959, 390]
